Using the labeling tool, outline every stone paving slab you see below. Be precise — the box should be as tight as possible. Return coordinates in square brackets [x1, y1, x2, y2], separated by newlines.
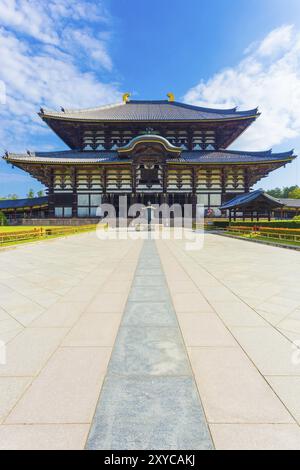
[109, 326, 191, 376]
[0, 424, 90, 450]
[87, 375, 213, 450]
[122, 302, 176, 327]
[210, 424, 300, 450]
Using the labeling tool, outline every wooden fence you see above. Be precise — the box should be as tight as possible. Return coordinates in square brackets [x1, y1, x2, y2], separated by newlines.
[227, 226, 300, 243]
[0, 225, 100, 245]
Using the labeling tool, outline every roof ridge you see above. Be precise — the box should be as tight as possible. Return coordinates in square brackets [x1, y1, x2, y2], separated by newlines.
[41, 101, 125, 115]
[112, 99, 258, 115]
[219, 149, 295, 157]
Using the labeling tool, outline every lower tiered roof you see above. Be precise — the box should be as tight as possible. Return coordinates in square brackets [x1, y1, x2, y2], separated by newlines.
[4, 149, 295, 165]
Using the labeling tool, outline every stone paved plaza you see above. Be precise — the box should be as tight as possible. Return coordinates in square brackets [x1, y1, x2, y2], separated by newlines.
[0, 232, 300, 450]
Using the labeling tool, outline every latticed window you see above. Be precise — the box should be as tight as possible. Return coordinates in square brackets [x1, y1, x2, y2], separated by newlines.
[77, 194, 102, 217]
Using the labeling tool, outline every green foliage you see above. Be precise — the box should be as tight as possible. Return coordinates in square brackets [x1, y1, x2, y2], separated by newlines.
[0, 193, 19, 200]
[37, 190, 44, 197]
[0, 211, 8, 226]
[266, 187, 284, 198]
[27, 189, 35, 199]
[266, 186, 299, 198]
[288, 187, 300, 199]
[230, 220, 300, 229]
[293, 215, 300, 221]
[213, 221, 230, 228]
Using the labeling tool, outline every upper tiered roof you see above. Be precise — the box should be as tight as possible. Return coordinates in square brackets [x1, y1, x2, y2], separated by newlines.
[38, 98, 260, 150]
[39, 100, 259, 122]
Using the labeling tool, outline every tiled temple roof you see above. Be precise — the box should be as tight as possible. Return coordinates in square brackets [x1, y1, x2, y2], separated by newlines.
[174, 149, 295, 163]
[4, 151, 121, 164]
[4, 149, 295, 165]
[0, 196, 48, 210]
[220, 189, 284, 210]
[40, 100, 259, 122]
[277, 198, 300, 208]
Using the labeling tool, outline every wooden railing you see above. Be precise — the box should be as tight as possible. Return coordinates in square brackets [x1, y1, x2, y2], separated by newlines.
[0, 225, 100, 245]
[227, 226, 300, 243]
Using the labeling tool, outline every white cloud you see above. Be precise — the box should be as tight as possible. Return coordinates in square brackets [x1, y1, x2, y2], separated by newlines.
[257, 25, 293, 57]
[0, 0, 121, 153]
[0, 0, 59, 44]
[184, 24, 300, 151]
[63, 28, 113, 71]
[0, 0, 110, 44]
[0, 80, 6, 104]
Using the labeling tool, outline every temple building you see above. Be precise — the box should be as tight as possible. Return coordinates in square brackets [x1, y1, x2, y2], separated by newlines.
[3, 94, 296, 220]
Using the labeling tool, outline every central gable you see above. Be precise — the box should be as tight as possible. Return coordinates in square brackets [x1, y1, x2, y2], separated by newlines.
[117, 134, 182, 159]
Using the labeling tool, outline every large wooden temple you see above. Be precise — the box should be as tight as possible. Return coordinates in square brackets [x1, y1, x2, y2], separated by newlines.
[3, 94, 295, 219]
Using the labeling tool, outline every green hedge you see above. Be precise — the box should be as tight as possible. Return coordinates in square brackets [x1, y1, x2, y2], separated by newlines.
[213, 221, 230, 228]
[230, 220, 300, 229]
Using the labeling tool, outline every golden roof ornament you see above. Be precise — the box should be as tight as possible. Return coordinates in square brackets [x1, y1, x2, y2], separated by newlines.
[167, 92, 175, 102]
[123, 93, 131, 103]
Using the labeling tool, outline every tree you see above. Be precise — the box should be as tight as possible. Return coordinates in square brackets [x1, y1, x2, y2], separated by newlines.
[266, 188, 283, 198]
[8, 193, 19, 200]
[0, 194, 18, 200]
[27, 189, 35, 199]
[37, 190, 44, 197]
[283, 186, 298, 198]
[266, 186, 299, 198]
[288, 187, 300, 199]
[0, 211, 7, 226]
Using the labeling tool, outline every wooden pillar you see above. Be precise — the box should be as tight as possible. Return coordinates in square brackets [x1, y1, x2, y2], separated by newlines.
[102, 167, 108, 204]
[48, 168, 55, 218]
[162, 163, 168, 204]
[244, 168, 250, 193]
[72, 168, 77, 218]
[131, 164, 137, 205]
[221, 168, 226, 202]
[192, 167, 197, 221]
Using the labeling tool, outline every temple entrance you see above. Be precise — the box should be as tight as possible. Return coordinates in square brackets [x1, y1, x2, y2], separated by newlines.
[135, 194, 160, 206]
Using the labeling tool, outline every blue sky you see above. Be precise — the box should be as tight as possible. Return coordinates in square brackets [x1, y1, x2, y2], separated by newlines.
[0, 0, 300, 197]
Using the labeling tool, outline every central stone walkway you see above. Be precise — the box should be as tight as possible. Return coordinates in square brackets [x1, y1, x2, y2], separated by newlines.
[86, 239, 213, 450]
